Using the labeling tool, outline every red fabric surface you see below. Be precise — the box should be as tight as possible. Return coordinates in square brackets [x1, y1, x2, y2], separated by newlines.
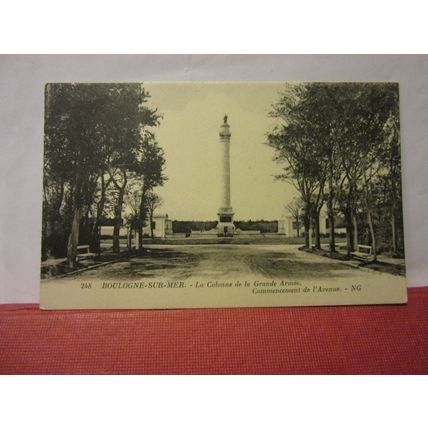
[1, 287, 427, 374]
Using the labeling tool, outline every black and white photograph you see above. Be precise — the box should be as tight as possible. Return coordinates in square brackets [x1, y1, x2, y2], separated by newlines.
[40, 81, 407, 308]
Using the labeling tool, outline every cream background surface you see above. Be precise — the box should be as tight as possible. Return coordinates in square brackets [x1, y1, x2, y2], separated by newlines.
[0, 55, 427, 303]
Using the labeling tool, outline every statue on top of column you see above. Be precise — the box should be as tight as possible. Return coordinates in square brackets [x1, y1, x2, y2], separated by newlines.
[223, 114, 228, 124]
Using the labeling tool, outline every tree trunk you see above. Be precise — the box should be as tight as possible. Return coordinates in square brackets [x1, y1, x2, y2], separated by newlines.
[42, 213, 49, 260]
[362, 165, 376, 261]
[80, 203, 91, 245]
[149, 212, 154, 239]
[295, 215, 300, 238]
[138, 227, 144, 252]
[391, 209, 397, 255]
[367, 209, 377, 262]
[327, 156, 336, 254]
[90, 175, 108, 253]
[67, 206, 81, 268]
[327, 201, 335, 254]
[113, 188, 125, 253]
[90, 217, 102, 254]
[44, 180, 65, 259]
[127, 227, 132, 252]
[303, 211, 310, 249]
[345, 226, 352, 257]
[352, 214, 359, 251]
[344, 209, 353, 257]
[137, 184, 148, 250]
[67, 172, 83, 268]
[313, 212, 321, 249]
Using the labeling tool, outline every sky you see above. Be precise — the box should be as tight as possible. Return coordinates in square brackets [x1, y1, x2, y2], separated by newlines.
[144, 82, 296, 221]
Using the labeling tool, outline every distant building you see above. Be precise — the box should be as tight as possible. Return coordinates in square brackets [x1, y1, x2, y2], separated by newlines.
[279, 208, 328, 237]
[100, 214, 173, 249]
[143, 213, 173, 238]
[279, 209, 347, 238]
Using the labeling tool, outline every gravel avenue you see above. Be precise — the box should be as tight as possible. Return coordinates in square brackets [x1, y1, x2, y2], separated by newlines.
[69, 244, 404, 287]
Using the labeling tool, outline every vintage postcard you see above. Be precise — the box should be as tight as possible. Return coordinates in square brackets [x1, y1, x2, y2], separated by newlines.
[40, 82, 407, 309]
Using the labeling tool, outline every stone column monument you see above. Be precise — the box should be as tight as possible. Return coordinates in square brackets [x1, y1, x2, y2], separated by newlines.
[217, 115, 235, 236]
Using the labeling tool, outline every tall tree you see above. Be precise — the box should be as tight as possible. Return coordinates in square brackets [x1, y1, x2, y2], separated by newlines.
[45, 84, 112, 266]
[145, 192, 164, 238]
[284, 198, 303, 237]
[267, 82, 402, 260]
[102, 85, 160, 253]
[296, 83, 352, 254]
[268, 84, 327, 249]
[378, 89, 403, 255]
[44, 83, 161, 265]
[134, 135, 167, 249]
[349, 83, 399, 260]
[89, 173, 112, 253]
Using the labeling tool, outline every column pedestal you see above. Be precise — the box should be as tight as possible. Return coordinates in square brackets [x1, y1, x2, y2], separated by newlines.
[217, 207, 235, 237]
